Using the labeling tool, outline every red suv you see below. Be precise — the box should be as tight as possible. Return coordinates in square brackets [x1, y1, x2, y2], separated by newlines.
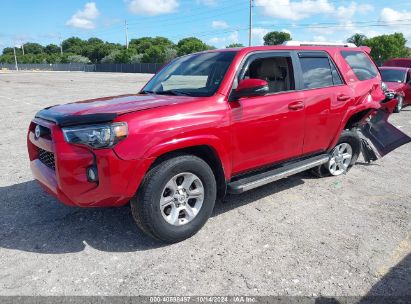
[27, 45, 411, 242]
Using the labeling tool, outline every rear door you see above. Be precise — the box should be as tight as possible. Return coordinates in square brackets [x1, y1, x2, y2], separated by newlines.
[295, 51, 353, 155]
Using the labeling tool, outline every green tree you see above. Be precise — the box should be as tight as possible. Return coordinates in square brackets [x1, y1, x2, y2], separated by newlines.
[263, 31, 291, 45]
[177, 37, 209, 56]
[2, 47, 14, 55]
[101, 50, 120, 64]
[347, 33, 367, 46]
[142, 46, 166, 63]
[67, 55, 91, 64]
[363, 33, 410, 64]
[164, 47, 178, 62]
[130, 54, 144, 64]
[23, 43, 44, 54]
[62, 37, 86, 54]
[226, 43, 244, 48]
[45, 44, 61, 54]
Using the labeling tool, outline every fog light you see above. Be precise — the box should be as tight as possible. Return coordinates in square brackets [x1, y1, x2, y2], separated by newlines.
[87, 166, 98, 182]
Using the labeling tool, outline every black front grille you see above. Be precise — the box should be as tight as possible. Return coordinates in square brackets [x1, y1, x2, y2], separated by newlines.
[38, 148, 55, 170]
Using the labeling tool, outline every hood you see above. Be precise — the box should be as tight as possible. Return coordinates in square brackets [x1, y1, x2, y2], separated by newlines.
[35, 94, 198, 126]
[384, 82, 405, 92]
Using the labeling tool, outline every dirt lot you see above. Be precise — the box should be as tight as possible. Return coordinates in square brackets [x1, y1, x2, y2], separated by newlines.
[0, 71, 410, 297]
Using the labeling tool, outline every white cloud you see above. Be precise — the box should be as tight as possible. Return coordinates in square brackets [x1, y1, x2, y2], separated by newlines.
[255, 0, 334, 21]
[305, 7, 411, 47]
[255, 0, 374, 22]
[209, 31, 239, 47]
[357, 4, 374, 14]
[252, 27, 269, 45]
[126, 0, 179, 16]
[212, 20, 229, 29]
[379, 7, 411, 24]
[66, 2, 99, 29]
[228, 31, 239, 44]
[313, 35, 327, 42]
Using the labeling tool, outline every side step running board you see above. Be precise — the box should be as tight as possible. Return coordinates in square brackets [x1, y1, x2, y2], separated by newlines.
[227, 154, 330, 194]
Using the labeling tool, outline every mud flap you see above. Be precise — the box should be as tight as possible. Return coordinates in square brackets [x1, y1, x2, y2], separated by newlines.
[359, 109, 411, 161]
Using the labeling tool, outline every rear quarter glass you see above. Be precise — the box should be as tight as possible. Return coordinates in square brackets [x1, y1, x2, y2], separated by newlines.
[340, 51, 379, 81]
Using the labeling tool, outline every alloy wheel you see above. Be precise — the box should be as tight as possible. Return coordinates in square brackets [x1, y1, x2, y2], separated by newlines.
[328, 143, 353, 176]
[160, 172, 204, 226]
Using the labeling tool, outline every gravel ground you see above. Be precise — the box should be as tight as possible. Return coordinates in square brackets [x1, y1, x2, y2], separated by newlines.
[0, 71, 410, 297]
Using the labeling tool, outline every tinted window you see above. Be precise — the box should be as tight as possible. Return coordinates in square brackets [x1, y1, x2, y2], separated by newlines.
[242, 56, 295, 93]
[341, 51, 378, 81]
[300, 57, 334, 89]
[380, 69, 406, 83]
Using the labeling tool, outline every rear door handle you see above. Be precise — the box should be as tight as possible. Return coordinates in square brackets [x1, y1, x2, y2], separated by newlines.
[337, 94, 351, 101]
[288, 101, 304, 111]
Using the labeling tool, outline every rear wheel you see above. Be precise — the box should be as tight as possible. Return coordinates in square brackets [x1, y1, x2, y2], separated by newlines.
[131, 155, 217, 243]
[394, 96, 404, 113]
[311, 130, 361, 177]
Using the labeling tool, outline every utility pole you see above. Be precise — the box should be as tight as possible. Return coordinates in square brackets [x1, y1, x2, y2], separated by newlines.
[13, 47, 19, 71]
[125, 20, 129, 49]
[58, 34, 63, 55]
[249, 0, 253, 46]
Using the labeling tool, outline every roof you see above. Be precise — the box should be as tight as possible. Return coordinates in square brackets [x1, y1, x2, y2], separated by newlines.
[379, 66, 409, 71]
[220, 45, 366, 53]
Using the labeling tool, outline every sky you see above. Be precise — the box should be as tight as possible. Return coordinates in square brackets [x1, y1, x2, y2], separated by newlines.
[1, 0, 411, 51]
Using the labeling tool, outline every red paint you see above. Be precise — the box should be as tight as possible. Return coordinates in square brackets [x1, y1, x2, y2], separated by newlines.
[27, 45, 386, 207]
[379, 66, 411, 107]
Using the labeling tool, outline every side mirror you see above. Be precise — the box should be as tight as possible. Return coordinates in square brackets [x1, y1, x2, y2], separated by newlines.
[232, 78, 269, 100]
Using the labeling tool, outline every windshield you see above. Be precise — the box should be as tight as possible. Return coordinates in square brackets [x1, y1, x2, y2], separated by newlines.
[380, 69, 406, 83]
[142, 51, 237, 97]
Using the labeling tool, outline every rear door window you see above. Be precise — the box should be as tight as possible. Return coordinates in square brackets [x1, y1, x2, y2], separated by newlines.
[299, 55, 342, 89]
[341, 51, 378, 81]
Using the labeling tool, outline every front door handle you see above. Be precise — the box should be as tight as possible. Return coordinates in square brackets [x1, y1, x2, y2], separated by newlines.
[288, 101, 304, 111]
[337, 94, 351, 101]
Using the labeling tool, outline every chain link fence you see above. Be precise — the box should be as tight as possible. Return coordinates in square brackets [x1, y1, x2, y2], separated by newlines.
[0, 63, 163, 73]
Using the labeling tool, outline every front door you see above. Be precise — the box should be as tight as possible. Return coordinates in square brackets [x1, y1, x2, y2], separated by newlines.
[229, 52, 305, 174]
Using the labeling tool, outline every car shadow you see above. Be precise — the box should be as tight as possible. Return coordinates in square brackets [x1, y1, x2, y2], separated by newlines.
[359, 252, 411, 302]
[312, 253, 411, 303]
[0, 174, 305, 254]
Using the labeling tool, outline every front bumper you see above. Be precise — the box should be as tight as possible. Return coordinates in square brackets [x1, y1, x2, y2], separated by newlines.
[27, 118, 152, 207]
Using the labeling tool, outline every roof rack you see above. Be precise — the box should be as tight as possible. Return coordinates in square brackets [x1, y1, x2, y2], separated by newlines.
[283, 41, 357, 47]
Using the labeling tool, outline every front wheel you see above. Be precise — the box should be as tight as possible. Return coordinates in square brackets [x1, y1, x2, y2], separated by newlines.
[131, 154, 217, 243]
[311, 130, 361, 177]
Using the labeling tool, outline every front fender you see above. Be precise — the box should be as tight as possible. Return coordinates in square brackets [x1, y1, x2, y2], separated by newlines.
[142, 135, 232, 179]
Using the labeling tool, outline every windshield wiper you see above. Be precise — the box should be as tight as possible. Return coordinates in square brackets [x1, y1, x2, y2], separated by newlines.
[156, 90, 193, 96]
[140, 90, 156, 94]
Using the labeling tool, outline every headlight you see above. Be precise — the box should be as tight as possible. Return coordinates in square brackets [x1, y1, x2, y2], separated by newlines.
[62, 122, 128, 149]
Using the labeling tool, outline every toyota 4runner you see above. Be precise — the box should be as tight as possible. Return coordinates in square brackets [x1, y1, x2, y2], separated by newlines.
[27, 43, 411, 243]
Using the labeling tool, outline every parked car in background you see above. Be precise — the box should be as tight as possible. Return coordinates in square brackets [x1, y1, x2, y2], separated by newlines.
[379, 66, 411, 112]
[27, 43, 411, 243]
[383, 58, 411, 69]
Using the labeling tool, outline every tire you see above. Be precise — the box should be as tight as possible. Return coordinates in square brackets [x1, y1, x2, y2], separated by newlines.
[131, 154, 217, 243]
[394, 96, 404, 113]
[311, 130, 361, 178]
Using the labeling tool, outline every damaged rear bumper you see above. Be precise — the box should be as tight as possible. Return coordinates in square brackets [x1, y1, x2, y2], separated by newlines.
[358, 108, 411, 162]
